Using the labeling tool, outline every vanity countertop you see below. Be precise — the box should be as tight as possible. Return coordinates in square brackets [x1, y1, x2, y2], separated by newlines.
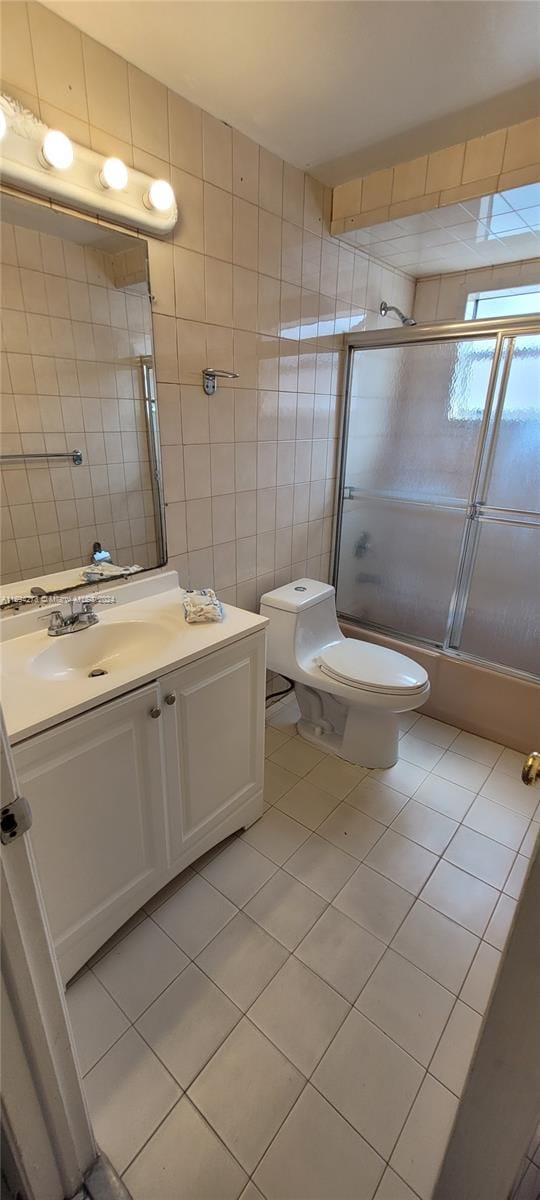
[1, 572, 267, 744]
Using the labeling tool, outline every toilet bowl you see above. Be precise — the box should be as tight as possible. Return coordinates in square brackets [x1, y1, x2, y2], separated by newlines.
[260, 578, 430, 768]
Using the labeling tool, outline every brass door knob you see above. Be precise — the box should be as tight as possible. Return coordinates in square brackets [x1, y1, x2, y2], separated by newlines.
[522, 752, 540, 785]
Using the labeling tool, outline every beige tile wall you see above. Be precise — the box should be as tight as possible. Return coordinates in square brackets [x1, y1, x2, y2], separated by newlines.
[0, 1, 414, 608]
[332, 117, 540, 236]
[413, 258, 539, 322]
[0, 224, 157, 581]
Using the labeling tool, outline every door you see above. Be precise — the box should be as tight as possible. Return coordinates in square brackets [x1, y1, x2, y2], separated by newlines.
[336, 318, 540, 678]
[13, 682, 167, 982]
[1, 707, 95, 1199]
[453, 332, 540, 675]
[336, 333, 501, 643]
[162, 633, 265, 862]
[434, 753, 540, 1200]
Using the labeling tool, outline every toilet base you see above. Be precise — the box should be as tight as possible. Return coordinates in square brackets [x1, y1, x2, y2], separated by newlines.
[296, 703, 399, 769]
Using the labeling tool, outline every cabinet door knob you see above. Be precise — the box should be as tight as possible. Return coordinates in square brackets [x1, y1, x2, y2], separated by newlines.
[165, 693, 176, 705]
[150, 706, 162, 719]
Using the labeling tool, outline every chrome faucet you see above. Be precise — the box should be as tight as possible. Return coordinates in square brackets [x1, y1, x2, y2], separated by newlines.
[42, 599, 99, 637]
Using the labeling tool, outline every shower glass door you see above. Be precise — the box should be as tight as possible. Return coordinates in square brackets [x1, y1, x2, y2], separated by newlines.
[335, 320, 540, 678]
[455, 332, 540, 675]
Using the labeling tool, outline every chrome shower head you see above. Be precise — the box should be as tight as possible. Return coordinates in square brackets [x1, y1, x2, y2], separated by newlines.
[380, 300, 417, 327]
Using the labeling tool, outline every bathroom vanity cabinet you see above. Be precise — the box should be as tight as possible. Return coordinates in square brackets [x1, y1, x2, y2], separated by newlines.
[13, 630, 265, 982]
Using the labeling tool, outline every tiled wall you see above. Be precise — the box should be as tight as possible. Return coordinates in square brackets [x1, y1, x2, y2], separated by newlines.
[0, 1, 414, 609]
[332, 116, 540, 234]
[0, 223, 157, 581]
[414, 258, 539, 322]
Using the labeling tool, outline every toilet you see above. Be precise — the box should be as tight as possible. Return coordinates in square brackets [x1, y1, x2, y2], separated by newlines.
[260, 579, 430, 769]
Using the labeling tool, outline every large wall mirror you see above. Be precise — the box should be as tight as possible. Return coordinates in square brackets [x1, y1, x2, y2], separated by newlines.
[0, 194, 166, 597]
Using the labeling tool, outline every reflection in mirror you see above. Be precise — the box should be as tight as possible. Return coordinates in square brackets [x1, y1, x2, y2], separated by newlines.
[0, 194, 166, 598]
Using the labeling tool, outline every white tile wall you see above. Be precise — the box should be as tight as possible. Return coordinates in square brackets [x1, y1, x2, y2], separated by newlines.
[0, 225, 157, 580]
[0, 0, 414, 604]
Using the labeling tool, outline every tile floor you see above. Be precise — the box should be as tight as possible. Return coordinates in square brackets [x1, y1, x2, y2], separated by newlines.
[66, 698, 538, 1200]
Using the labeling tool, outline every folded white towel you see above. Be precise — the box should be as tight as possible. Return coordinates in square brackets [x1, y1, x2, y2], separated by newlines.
[183, 587, 225, 624]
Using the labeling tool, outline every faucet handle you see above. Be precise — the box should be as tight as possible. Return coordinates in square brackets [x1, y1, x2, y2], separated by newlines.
[38, 609, 64, 630]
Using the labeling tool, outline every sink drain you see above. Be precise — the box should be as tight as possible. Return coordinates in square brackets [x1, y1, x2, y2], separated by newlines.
[88, 667, 108, 678]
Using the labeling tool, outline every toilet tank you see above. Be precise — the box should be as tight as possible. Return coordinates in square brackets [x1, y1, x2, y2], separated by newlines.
[260, 579, 341, 676]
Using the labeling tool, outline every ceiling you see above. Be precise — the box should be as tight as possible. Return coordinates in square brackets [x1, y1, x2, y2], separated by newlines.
[43, 0, 540, 184]
[339, 182, 540, 277]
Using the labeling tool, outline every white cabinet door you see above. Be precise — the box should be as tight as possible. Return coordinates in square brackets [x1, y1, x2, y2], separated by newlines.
[162, 632, 265, 862]
[13, 683, 167, 981]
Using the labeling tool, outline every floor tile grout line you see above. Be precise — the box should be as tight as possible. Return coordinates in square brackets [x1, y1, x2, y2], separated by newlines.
[291, 920, 388, 1009]
[353, 954, 461, 1074]
[88, 958, 290, 1180]
[241, 810, 313, 862]
[86, 956, 191, 1067]
[79, 1023, 131, 1082]
[120, 1091, 251, 1187]
[118, 1091, 182, 1180]
[79, 754, 507, 1050]
[246, 1080, 382, 1198]
[273, 786, 344, 831]
[255, 799, 388, 865]
[149, 887, 240, 954]
[82, 910, 147, 971]
[384, 893, 479, 998]
[423, 990, 472, 1100]
[189, 1070, 312, 1192]
[475, 787, 539, 823]
[86, 886, 242, 1028]
[456, 937, 499, 1015]
[76, 720, 526, 1191]
[133, 988, 244, 1098]
[417, 866, 502, 938]
[441, 827, 518, 890]
[87, 909, 199, 1018]
[380, 1166, 424, 1200]
[231, 1001, 406, 1190]
[302, 977, 439, 1178]
[87, 931, 455, 1194]
[242, 877, 333, 953]
[269, 698, 524, 783]
[91, 880, 430, 1163]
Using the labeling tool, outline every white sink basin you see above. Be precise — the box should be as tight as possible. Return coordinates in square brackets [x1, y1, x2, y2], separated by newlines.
[30, 620, 172, 681]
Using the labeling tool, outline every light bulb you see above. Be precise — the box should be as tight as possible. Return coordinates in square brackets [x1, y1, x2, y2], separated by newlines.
[146, 179, 175, 213]
[100, 156, 128, 190]
[0, 109, 7, 141]
[41, 129, 74, 170]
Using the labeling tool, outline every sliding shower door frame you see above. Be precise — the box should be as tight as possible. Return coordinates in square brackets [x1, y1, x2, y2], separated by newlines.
[334, 314, 540, 682]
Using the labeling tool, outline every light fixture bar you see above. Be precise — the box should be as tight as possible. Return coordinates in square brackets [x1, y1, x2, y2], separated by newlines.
[0, 94, 178, 236]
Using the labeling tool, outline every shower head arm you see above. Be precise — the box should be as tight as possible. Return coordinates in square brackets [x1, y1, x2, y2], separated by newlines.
[379, 300, 416, 326]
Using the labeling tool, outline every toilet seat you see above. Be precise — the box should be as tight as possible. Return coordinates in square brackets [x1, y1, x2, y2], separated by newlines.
[318, 639, 429, 695]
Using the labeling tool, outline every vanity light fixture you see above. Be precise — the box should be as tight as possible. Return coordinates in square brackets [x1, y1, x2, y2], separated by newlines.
[0, 93, 178, 235]
[145, 178, 175, 213]
[100, 156, 128, 191]
[40, 129, 74, 170]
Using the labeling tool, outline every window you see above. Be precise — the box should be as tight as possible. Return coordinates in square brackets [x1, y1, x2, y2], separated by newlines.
[465, 286, 540, 321]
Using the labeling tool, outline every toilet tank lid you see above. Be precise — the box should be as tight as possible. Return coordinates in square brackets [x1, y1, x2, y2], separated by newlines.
[260, 578, 335, 612]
